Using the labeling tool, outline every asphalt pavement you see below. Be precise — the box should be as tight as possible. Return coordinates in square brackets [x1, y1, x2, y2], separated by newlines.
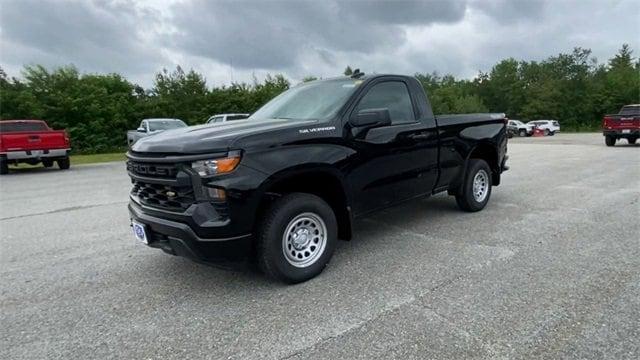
[1, 133, 638, 359]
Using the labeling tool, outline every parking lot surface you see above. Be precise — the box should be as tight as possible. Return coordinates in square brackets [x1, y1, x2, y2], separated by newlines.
[1, 133, 638, 359]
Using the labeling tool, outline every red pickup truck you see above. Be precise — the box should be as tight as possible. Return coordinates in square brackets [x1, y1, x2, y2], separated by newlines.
[0, 120, 71, 174]
[603, 105, 640, 146]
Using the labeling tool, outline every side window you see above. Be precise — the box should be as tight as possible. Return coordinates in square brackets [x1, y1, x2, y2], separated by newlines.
[355, 81, 415, 124]
[141, 121, 147, 131]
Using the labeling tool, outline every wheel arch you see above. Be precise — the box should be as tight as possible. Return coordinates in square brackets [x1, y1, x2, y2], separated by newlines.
[464, 142, 500, 187]
[255, 165, 353, 241]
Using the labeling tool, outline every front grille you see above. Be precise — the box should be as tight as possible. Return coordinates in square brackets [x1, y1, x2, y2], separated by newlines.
[132, 180, 195, 211]
[127, 161, 179, 179]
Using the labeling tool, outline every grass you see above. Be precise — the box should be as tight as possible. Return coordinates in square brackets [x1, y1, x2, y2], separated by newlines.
[10, 151, 126, 169]
[70, 152, 126, 165]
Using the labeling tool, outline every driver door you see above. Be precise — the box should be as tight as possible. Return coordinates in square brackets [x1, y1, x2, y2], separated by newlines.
[346, 79, 439, 215]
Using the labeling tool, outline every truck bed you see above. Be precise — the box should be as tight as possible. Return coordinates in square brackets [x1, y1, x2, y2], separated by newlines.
[436, 113, 507, 126]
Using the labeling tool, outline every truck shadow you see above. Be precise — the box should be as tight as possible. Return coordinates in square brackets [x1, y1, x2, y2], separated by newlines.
[141, 193, 462, 291]
[5, 166, 60, 175]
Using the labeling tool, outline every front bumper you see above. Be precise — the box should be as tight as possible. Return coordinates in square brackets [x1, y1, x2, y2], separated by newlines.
[604, 129, 639, 138]
[3, 148, 70, 160]
[129, 201, 253, 266]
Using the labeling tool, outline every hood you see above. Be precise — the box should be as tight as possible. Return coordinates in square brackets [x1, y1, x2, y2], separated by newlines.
[131, 118, 316, 154]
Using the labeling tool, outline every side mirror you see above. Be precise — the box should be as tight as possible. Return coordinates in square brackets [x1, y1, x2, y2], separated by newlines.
[137, 127, 146, 132]
[350, 108, 391, 128]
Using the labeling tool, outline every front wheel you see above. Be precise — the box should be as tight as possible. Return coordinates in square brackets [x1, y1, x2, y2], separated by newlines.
[257, 193, 337, 284]
[519, 129, 526, 137]
[42, 159, 54, 168]
[605, 135, 616, 147]
[543, 129, 550, 136]
[455, 159, 492, 212]
[548, 131, 555, 136]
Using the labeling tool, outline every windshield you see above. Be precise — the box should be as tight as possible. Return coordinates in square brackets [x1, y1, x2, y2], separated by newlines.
[249, 79, 361, 121]
[0, 121, 48, 132]
[148, 120, 186, 131]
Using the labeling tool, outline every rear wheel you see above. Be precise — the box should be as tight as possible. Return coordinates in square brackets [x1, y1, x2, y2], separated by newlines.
[0, 159, 8, 175]
[543, 129, 550, 136]
[42, 159, 54, 168]
[455, 159, 492, 212]
[57, 157, 70, 170]
[257, 193, 337, 283]
[605, 135, 616, 147]
[629, 137, 637, 145]
[519, 129, 526, 137]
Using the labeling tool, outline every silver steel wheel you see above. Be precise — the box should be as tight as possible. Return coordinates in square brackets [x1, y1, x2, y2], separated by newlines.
[282, 212, 327, 268]
[472, 169, 489, 203]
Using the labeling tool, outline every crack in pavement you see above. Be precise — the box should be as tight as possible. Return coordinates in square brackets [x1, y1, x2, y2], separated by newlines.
[0, 201, 128, 221]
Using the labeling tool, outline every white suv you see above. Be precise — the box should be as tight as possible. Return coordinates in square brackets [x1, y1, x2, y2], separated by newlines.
[527, 120, 560, 136]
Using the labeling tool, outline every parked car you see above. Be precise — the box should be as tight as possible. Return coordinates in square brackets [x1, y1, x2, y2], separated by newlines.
[127, 118, 187, 146]
[602, 104, 639, 146]
[507, 120, 534, 137]
[527, 120, 560, 135]
[206, 114, 250, 124]
[0, 119, 71, 175]
[126, 74, 509, 283]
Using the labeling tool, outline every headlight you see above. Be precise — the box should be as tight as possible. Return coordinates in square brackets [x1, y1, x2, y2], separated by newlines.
[192, 155, 241, 176]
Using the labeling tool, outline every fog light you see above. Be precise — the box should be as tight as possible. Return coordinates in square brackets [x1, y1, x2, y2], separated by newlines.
[207, 187, 226, 200]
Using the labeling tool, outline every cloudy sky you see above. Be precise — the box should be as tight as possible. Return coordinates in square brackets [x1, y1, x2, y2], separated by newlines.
[1, 0, 639, 87]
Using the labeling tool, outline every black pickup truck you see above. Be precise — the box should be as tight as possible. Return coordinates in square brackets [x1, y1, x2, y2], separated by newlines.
[127, 74, 508, 283]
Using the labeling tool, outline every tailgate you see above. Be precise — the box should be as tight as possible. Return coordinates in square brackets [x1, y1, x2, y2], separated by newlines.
[1, 131, 68, 152]
[604, 115, 640, 130]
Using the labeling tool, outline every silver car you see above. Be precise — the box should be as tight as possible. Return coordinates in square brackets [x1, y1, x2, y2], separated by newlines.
[127, 118, 187, 145]
[206, 113, 250, 124]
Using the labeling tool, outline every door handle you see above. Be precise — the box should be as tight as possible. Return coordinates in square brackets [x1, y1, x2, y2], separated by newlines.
[407, 133, 432, 140]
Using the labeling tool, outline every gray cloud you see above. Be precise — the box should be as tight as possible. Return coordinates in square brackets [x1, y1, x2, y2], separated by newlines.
[0, 0, 638, 87]
[0, 0, 165, 80]
[170, 0, 468, 70]
[471, 0, 546, 23]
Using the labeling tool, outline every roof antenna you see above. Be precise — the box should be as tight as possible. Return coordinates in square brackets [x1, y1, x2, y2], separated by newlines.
[350, 69, 365, 79]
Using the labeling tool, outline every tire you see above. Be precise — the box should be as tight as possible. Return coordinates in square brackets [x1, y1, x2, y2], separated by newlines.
[0, 160, 8, 175]
[548, 131, 555, 136]
[519, 129, 526, 137]
[57, 157, 70, 170]
[257, 193, 338, 284]
[605, 135, 616, 147]
[42, 159, 54, 168]
[629, 137, 637, 145]
[543, 129, 550, 136]
[455, 159, 492, 212]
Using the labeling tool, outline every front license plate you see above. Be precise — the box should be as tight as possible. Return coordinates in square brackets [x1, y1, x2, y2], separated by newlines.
[131, 221, 148, 244]
[622, 129, 631, 134]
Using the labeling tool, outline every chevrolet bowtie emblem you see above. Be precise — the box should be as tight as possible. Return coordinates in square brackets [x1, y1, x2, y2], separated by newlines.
[166, 191, 176, 197]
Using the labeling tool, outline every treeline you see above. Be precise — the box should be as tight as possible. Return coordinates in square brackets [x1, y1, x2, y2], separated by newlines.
[1, 45, 638, 153]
